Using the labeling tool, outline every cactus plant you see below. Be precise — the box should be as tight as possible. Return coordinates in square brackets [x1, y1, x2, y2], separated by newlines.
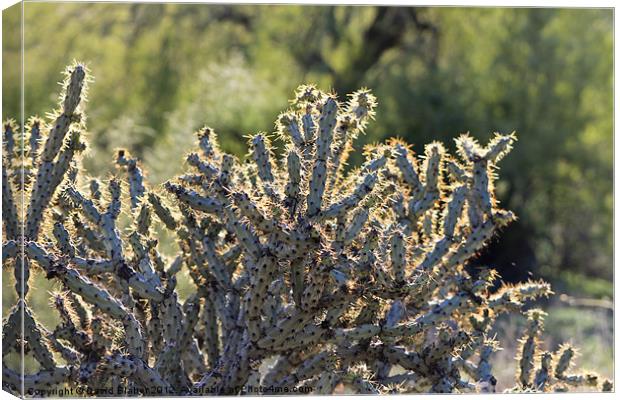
[1, 64, 612, 396]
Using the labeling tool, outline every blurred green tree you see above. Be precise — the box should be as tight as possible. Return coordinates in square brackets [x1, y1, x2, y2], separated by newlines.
[2, 4, 612, 296]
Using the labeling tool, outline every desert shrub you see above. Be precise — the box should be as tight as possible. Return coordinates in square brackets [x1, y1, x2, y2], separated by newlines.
[1, 64, 612, 396]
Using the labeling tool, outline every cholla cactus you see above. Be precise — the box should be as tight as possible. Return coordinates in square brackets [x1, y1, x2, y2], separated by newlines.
[507, 310, 604, 393]
[1, 65, 612, 396]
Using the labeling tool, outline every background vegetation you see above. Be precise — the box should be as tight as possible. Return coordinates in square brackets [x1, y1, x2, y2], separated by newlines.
[2, 4, 613, 382]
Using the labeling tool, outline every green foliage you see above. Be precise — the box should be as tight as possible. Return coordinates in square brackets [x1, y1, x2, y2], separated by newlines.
[2, 5, 612, 291]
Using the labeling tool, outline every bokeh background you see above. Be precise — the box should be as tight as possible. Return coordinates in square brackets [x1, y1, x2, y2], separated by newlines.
[2, 3, 613, 386]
